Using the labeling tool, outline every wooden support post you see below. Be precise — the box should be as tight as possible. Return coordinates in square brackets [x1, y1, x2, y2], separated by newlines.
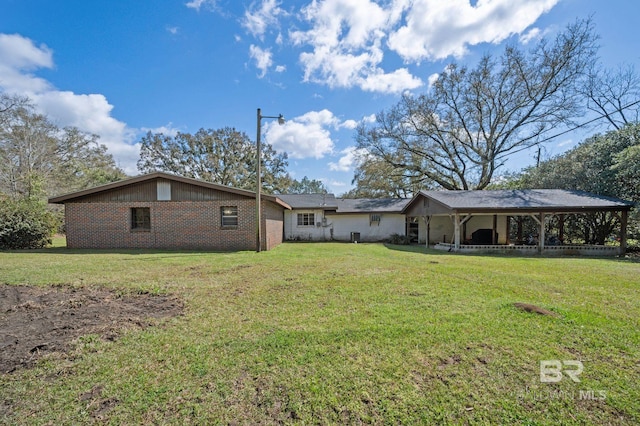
[424, 216, 431, 248]
[492, 214, 498, 245]
[539, 213, 545, 254]
[454, 212, 461, 251]
[517, 216, 523, 244]
[506, 216, 511, 245]
[559, 214, 565, 244]
[620, 210, 628, 255]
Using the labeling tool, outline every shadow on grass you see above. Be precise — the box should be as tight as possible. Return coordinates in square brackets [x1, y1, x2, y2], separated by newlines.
[383, 243, 640, 263]
[2, 246, 248, 258]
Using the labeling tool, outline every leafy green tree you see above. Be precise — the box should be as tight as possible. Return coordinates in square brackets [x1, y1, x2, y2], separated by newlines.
[499, 123, 640, 243]
[55, 127, 127, 193]
[356, 19, 598, 190]
[137, 127, 291, 193]
[0, 196, 57, 249]
[285, 176, 328, 194]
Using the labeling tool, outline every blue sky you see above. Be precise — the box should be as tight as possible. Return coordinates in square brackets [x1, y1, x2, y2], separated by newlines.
[1, 0, 638, 194]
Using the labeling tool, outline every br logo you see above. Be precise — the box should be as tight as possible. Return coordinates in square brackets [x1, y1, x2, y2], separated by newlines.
[540, 360, 584, 383]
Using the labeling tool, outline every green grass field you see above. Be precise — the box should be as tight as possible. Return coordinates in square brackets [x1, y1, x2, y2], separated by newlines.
[1, 239, 639, 424]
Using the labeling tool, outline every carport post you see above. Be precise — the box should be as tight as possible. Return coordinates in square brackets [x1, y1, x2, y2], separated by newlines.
[539, 212, 545, 254]
[424, 215, 431, 248]
[620, 209, 628, 255]
[454, 212, 461, 251]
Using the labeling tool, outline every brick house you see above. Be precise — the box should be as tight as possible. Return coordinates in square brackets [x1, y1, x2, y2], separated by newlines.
[49, 172, 290, 251]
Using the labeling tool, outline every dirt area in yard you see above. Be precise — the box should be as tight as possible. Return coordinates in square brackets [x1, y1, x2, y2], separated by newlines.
[0, 284, 183, 374]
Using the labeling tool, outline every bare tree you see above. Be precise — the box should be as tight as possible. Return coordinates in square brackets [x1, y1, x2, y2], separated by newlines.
[356, 19, 598, 190]
[0, 92, 125, 199]
[583, 63, 640, 129]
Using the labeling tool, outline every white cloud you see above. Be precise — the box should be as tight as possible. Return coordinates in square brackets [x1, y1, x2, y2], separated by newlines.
[387, 0, 559, 61]
[519, 26, 553, 44]
[249, 44, 273, 78]
[0, 33, 140, 175]
[140, 124, 181, 137]
[329, 146, 367, 172]
[185, 0, 216, 11]
[326, 179, 347, 188]
[242, 0, 285, 39]
[427, 72, 439, 88]
[286, 0, 558, 93]
[291, 0, 421, 94]
[0, 34, 54, 93]
[264, 109, 353, 159]
[0, 33, 53, 69]
[557, 138, 573, 148]
[360, 68, 422, 93]
[363, 114, 376, 123]
[166, 26, 179, 35]
[274, 64, 286, 73]
[341, 119, 358, 130]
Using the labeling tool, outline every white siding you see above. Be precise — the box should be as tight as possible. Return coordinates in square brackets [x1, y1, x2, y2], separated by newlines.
[284, 209, 331, 241]
[327, 213, 406, 242]
[284, 210, 407, 242]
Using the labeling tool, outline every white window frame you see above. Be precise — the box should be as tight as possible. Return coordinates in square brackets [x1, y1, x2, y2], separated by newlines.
[297, 212, 315, 227]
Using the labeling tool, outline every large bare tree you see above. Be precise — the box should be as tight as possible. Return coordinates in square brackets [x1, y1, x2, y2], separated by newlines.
[0, 93, 125, 199]
[583, 63, 640, 130]
[356, 19, 599, 190]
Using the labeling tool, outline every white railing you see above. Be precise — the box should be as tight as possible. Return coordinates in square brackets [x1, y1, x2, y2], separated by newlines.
[433, 243, 620, 256]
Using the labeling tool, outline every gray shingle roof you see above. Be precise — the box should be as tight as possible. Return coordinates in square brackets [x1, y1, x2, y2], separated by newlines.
[420, 189, 633, 211]
[332, 198, 411, 213]
[276, 193, 338, 209]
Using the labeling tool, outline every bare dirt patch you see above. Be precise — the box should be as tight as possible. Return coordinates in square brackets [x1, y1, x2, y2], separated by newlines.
[0, 284, 183, 374]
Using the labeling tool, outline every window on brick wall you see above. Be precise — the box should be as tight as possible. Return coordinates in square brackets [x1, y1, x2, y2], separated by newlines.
[297, 213, 315, 226]
[131, 207, 151, 230]
[221, 206, 238, 227]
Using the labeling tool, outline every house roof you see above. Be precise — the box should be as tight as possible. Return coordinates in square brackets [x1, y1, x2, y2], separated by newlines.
[330, 198, 411, 214]
[277, 194, 410, 213]
[48, 172, 291, 209]
[402, 189, 633, 214]
[276, 193, 338, 209]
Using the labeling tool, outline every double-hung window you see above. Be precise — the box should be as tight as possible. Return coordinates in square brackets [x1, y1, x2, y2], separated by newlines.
[221, 206, 239, 227]
[297, 213, 315, 227]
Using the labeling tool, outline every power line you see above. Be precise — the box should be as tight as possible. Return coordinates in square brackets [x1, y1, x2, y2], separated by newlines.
[505, 98, 640, 158]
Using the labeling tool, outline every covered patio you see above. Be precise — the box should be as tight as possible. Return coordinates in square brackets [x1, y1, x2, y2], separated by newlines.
[402, 190, 634, 255]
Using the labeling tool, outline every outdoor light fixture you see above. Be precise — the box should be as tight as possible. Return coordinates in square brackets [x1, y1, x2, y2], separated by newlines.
[256, 108, 285, 252]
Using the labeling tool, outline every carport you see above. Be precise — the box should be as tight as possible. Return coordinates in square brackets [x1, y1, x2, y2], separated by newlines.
[402, 189, 634, 255]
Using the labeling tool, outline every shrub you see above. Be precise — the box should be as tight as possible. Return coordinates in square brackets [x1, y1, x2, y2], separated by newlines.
[388, 233, 412, 245]
[626, 239, 640, 253]
[0, 198, 57, 249]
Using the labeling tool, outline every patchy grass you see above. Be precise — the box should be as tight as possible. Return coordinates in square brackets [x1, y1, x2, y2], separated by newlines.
[1, 242, 638, 424]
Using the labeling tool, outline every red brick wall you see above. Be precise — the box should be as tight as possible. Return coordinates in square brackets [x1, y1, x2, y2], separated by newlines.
[264, 201, 284, 251]
[65, 200, 284, 251]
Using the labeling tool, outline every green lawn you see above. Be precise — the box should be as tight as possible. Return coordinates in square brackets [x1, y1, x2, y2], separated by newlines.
[1, 240, 639, 424]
